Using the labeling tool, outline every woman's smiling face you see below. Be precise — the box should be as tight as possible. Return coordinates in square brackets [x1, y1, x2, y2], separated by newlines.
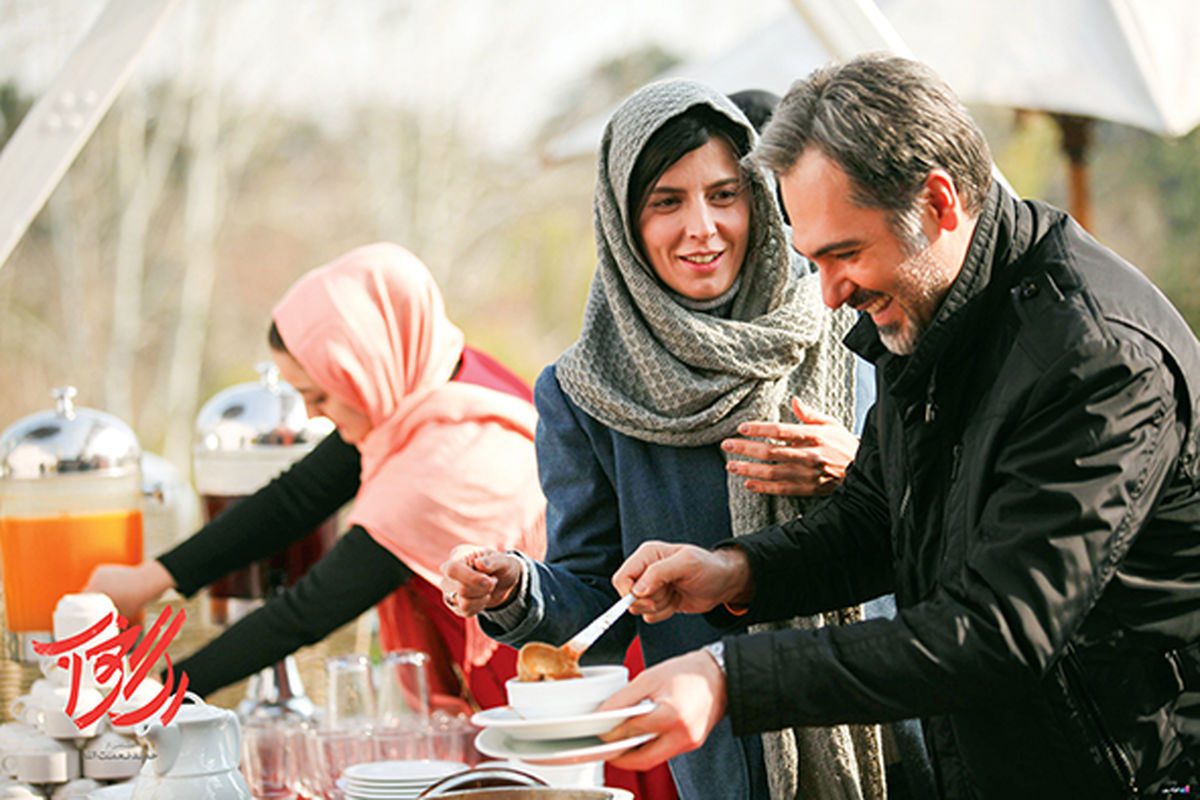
[636, 137, 750, 301]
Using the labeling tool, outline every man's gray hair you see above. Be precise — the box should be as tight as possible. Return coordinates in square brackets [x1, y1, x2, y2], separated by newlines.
[756, 54, 992, 245]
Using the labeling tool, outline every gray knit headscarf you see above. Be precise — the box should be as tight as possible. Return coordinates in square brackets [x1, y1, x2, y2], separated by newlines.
[558, 80, 884, 800]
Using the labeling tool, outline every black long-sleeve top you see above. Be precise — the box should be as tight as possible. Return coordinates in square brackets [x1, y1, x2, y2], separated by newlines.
[158, 432, 414, 696]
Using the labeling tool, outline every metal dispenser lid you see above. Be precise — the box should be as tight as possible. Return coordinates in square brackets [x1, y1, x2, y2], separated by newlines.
[194, 362, 332, 454]
[0, 386, 141, 480]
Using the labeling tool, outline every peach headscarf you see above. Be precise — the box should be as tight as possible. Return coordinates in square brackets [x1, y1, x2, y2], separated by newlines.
[272, 243, 546, 667]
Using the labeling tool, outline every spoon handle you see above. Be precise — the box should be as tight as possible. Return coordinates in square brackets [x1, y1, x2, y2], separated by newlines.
[563, 593, 635, 657]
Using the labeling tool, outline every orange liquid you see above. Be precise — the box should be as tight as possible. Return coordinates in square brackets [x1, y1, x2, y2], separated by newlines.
[0, 510, 143, 632]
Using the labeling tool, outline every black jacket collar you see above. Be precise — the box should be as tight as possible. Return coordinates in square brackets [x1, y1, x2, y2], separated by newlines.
[844, 183, 1047, 400]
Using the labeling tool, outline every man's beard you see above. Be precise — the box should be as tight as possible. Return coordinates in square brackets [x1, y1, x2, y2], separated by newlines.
[841, 223, 951, 357]
[876, 238, 948, 355]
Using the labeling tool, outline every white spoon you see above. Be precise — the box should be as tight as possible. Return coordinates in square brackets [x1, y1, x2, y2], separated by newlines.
[562, 593, 635, 660]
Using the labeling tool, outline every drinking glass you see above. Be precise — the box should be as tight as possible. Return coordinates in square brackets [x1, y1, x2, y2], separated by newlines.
[241, 716, 292, 800]
[377, 649, 430, 728]
[370, 722, 432, 761]
[323, 654, 376, 732]
[309, 727, 372, 799]
[428, 711, 480, 766]
[283, 718, 321, 800]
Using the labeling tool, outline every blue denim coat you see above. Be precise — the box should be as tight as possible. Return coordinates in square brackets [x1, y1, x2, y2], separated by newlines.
[483, 359, 877, 798]
[481, 365, 760, 798]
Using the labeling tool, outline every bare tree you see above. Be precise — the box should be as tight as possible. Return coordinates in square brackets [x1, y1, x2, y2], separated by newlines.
[45, 173, 92, 385]
[159, 1, 223, 468]
[105, 79, 190, 422]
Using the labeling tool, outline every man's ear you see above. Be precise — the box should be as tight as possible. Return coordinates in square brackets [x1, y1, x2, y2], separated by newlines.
[925, 169, 963, 232]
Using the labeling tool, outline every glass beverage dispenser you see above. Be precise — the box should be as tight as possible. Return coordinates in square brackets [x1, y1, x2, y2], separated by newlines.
[0, 387, 143, 662]
[192, 363, 335, 716]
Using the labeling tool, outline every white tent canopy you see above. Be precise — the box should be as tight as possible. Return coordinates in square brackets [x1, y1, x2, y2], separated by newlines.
[548, 0, 1200, 160]
[884, 0, 1200, 138]
[541, 12, 834, 161]
[543, 0, 908, 161]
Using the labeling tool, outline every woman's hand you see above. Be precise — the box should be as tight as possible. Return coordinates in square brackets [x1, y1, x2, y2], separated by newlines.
[613, 541, 753, 623]
[438, 546, 525, 617]
[722, 397, 858, 497]
[84, 560, 177, 620]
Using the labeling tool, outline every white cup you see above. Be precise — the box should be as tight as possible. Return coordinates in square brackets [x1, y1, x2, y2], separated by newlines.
[81, 731, 143, 781]
[52, 779, 104, 800]
[34, 686, 105, 739]
[7, 697, 40, 729]
[38, 658, 70, 689]
[106, 678, 166, 735]
[85, 783, 135, 800]
[0, 723, 40, 778]
[39, 654, 107, 694]
[8, 683, 61, 728]
[49, 594, 122, 694]
[0, 782, 46, 800]
[53, 594, 119, 642]
[0, 733, 80, 784]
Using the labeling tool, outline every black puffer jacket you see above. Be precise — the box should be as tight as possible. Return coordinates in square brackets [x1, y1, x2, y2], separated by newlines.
[716, 186, 1200, 797]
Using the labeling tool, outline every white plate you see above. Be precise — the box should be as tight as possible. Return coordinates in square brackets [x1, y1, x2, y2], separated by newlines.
[474, 727, 655, 766]
[343, 759, 467, 783]
[345, 777, 444, 788]
[337, 777, 430, 796]
[86, 785, 134, 800]
[337, 782, 421, 799]
[471, 701, 655, 741]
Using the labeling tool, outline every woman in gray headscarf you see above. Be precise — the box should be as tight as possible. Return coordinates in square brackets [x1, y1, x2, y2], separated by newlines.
[441, 79, 882, 799]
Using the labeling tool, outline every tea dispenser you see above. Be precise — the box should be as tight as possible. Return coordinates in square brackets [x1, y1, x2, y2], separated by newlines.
[192, 362, 335, 716]
[0, 387, 143, 662]
[140, 452, 200, 559]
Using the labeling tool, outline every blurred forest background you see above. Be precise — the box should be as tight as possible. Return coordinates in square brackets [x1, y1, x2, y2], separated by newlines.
[1, 0, 1198, 485]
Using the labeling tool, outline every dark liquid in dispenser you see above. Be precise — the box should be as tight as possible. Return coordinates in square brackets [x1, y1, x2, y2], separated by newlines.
[201, 494, 337, 600]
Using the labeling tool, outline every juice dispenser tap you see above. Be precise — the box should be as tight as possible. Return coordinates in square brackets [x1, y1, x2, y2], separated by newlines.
[0, 386, 143, 662]
[192, 362, 335, 719]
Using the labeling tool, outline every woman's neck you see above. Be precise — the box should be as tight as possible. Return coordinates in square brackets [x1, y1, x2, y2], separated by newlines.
[669, 273, 742, 317]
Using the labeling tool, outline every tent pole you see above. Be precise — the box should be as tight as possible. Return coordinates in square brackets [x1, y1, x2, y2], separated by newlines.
[0, 0, 182, 272]
[1054, 113, 1093, 232]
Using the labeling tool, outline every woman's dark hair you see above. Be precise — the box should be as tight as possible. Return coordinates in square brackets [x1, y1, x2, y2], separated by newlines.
[267, 320, 289, 353]
[727, 89, 779, 134]
[627, 105, 751, 224]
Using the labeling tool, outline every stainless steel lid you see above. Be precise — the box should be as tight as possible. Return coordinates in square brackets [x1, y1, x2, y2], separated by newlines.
[194, 362, 332, 454]
[0, 386, 141, 480]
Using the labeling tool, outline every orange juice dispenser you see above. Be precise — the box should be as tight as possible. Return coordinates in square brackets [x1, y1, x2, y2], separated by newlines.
[0, 386, 143, 662]
[193, 362, 334, 716]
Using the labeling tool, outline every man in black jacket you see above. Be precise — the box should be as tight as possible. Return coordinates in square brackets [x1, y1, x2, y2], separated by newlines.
[597, 54, 1200, 798]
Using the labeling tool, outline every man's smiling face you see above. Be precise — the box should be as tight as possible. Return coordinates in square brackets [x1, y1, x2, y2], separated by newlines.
[780, 148, 957, 355]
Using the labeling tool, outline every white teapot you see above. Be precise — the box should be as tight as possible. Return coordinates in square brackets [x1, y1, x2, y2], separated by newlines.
[131, 694, 250, 800]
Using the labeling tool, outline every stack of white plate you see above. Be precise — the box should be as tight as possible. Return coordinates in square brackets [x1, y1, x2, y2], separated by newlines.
[337, 759, 468, 799]
[470, 701, 656, 767]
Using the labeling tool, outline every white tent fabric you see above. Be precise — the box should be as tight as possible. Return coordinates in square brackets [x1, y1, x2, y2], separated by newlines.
[883, 0, 1200, 137]
[547, 0, 1200, 161]
[655, 2, 840, 96]
[542, 2, 870, 161]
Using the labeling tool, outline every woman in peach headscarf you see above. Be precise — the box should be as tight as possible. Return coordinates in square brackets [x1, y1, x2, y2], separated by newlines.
[87, 242, 545, 710]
